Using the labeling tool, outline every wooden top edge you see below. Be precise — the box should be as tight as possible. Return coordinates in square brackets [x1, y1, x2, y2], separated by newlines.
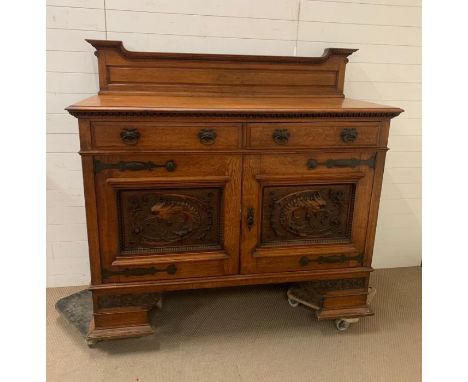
[66, 95, 403, 117]
[85, 39, 358, 63]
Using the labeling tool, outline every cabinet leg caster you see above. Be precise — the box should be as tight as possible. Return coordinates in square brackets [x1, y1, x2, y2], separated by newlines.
[86, 338, 99, 347]
[288, 297, 299, 308]
[335, 319, 350, 331]
[156, 295, 163, 309]
[334, 318, 359, 331]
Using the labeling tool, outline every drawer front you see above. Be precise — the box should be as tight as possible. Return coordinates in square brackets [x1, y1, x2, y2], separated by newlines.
[240, 152, 376, 274]
[91, 122, 241, 150]
[93, 153, 241, 283]
[246, 122, 381, 149]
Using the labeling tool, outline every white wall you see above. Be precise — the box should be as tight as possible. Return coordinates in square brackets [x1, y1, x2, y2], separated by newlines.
[46, 0, 421, 287]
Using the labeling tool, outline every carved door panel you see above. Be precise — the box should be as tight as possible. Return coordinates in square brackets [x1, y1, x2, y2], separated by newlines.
[93, 153, 241, 283]
[240, 152, 376, 274]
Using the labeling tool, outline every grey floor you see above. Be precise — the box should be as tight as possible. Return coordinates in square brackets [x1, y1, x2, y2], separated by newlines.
[47, 267, 421, 382]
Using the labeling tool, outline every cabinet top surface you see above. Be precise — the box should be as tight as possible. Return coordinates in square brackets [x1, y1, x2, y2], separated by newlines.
[67, 95, 402, 116]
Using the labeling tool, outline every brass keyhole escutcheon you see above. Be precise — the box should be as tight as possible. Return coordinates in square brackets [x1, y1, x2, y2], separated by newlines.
[247, 208, 254, 230]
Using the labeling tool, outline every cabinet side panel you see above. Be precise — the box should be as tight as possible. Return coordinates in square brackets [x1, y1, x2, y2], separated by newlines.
[363, 119, 390, 266]
[80, 154, 102, 284]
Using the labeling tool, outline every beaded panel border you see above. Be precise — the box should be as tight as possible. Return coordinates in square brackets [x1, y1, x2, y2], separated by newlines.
[67, 110, 401, 119]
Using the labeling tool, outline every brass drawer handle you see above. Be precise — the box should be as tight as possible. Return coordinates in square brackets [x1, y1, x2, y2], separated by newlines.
[272, 129, 290, 145]
[246, 207, 254, 230]
[198, 128, 217, 145]
[120, 128, 140, 145]
[94, 159, 176, 173]
[102, 264, 177, 278]
[306, 156, 375, 170]
[340, 128, 358, 143]
[299, 254, 363, 266]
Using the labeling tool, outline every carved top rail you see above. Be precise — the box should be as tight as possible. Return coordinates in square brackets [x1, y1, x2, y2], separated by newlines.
[86, 39, 357, 98]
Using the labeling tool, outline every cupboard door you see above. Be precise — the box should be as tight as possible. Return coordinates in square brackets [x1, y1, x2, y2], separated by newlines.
[241, 152, 376, 274]
[93, 153, 241, 282]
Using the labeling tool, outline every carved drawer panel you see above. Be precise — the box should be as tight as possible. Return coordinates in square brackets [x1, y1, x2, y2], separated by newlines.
[119, 188, 222, 255]
[261, 184, 355, 247]
[246, 122, 381, 149]
[90, 121, 241, 150]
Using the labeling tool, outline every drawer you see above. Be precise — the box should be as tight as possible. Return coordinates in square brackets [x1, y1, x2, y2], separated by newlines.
[246, 122, 381, 149]
[90, 121, 242, 150]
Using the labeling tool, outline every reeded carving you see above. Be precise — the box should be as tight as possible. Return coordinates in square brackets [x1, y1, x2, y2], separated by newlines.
[98, 292, 162, 309]
[262, 185, 355, 245]
[307, 278, 365, 291]
[68, 110, 402, 119]
[119, 188, 222, 253]
[290, 278, 366, 299]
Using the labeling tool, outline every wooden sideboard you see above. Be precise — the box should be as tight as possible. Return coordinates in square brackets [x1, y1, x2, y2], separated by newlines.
[67, 40, 402, 343]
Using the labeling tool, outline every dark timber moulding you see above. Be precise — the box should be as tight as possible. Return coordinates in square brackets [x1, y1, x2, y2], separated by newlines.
[67, 110, 403, 118]
[85, 39, 358, 64]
